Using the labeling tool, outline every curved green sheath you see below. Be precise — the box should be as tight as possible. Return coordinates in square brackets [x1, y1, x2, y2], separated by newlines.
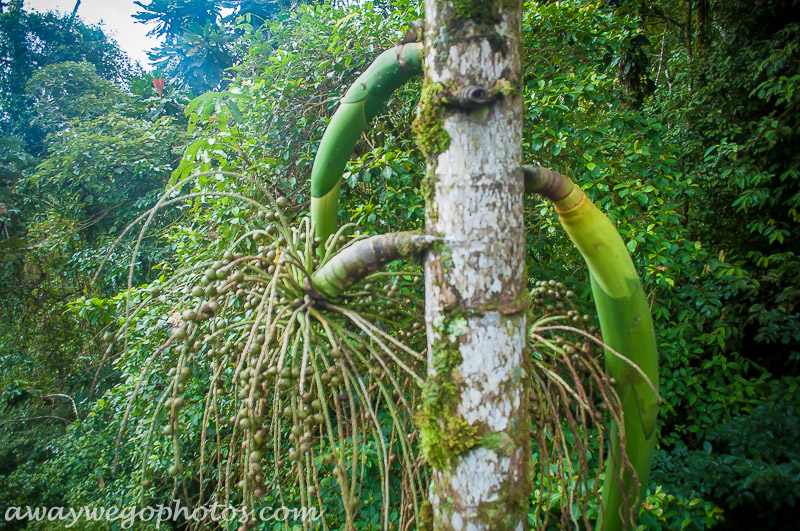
[310, 43, 424, 244]
[524, 165, 659, 531]
[310, 231, 432, 300]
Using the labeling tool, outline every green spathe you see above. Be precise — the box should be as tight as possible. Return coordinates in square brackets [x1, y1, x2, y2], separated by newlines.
[527, 166, 659, 531]
[310, 43, 424, 243]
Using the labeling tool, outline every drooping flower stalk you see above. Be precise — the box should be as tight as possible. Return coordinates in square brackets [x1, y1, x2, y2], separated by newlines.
[524, 165, 660, 531]
[104, 169, 430, 530]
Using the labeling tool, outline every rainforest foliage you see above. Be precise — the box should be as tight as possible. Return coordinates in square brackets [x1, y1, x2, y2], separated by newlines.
[1, 0, 799, 529]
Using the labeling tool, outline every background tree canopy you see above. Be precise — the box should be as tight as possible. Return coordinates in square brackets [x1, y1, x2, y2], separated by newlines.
[1, 0, 799, 529]
[133, 0, 303, 93]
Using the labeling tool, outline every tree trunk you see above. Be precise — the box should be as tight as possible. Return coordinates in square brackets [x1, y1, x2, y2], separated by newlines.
[696, 0, 709, 58]
[67, 0, 81, 30]
[415, 1, 529, 529]
[684, 0, 693, 91]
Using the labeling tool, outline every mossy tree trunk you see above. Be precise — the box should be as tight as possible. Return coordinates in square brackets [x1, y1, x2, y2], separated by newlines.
[415, 1, 530, 529]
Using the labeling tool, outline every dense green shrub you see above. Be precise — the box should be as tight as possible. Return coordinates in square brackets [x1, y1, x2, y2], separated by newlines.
[651, 384, 800, 529]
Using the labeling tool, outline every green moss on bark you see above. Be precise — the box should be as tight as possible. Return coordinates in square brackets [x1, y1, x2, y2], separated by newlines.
[415, 309, 481, 470]
[413, 80, 450, 159]
[420, 174, 435, 202]
[419, 501, 433, 531]
[476, 496, 529, 531]
[416, 412, 479, 470]
[495, 77, 517, 98]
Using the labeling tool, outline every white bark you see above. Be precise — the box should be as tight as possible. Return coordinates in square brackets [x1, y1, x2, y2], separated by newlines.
[420, 1, 529, 529]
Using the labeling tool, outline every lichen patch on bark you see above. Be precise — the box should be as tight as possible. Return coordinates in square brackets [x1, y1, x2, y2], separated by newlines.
[456, 313, 525, 431]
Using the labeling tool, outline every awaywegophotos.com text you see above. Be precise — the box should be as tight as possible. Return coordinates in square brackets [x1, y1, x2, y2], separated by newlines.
[4, 500, 321, 529]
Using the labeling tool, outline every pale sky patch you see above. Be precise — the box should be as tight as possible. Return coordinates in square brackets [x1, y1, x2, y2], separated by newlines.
[25, 0, 164, 70]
